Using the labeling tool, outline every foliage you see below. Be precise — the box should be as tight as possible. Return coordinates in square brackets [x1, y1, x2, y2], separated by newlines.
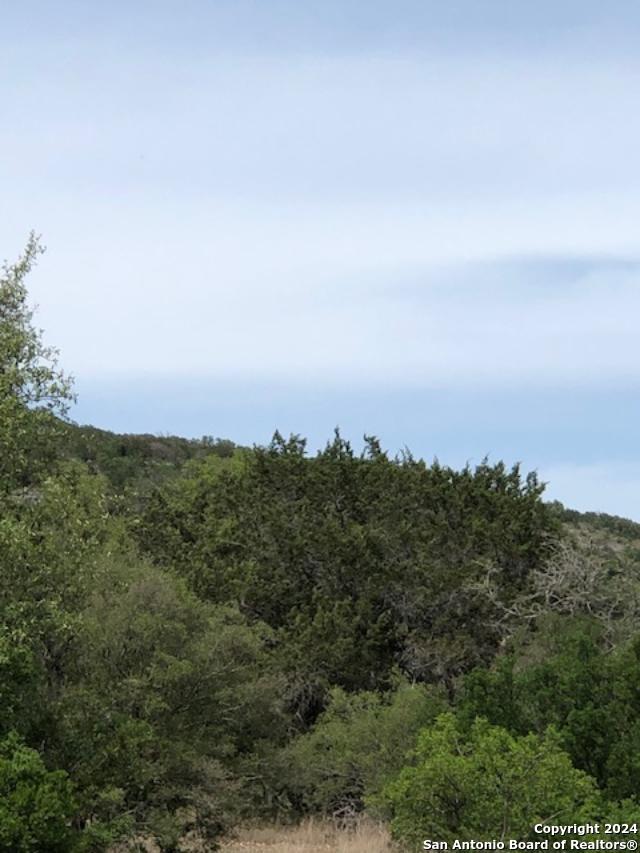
[137, 431, 558, 715]
[457, 619, 640, 801]
[0, 461, 133, 751]
[60, 423, 238, 494]
[52, 562, 285, 847]
[286, 682, 446, 818]
[0, 629, 44, 740]
[382, 713, 602, 848]
[0, 234, 74, 492]
[474, 534, 640, 647]
[551, 501, 640, 541]
[0, 732, 79, 853]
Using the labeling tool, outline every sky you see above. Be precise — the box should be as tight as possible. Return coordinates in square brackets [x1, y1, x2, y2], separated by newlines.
[1, 1, 639, 518]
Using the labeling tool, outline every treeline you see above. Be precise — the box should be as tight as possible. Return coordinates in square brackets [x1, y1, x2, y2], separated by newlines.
[60, 424, 237, 492]
[552, 501, 640, 541]
[2, 238, 640, 851]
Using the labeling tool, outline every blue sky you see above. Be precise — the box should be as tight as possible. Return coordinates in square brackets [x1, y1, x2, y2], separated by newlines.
[2, 1, 639, 518]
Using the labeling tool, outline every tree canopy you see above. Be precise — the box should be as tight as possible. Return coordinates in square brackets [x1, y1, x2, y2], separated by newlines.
[0, 234, 73, 491]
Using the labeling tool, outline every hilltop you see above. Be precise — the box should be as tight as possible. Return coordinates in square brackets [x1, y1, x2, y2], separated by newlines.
[58, 421, 239, 491]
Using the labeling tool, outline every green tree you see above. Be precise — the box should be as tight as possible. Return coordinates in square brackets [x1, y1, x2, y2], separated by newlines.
[287, 681, 446, 819]
[457, 620, 640, 800]
[382, 713, 601, 849]
[0, 234, 73, 492]
[0, 732, 79, 853]
[53, 562, 285, 848]
[0, 462, 131, 751]
[137, 431, 557, 716]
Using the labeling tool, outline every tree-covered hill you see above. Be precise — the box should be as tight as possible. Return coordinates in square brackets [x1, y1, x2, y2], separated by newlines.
[58, 421, 640, 543]
[59, 422, 238, 492]
[554, 501, 640, 541]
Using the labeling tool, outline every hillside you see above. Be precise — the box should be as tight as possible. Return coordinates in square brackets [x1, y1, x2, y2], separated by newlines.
[6, 416, 640, 850]
[62, 421, 640, 544]
[59, 422, 238, 491]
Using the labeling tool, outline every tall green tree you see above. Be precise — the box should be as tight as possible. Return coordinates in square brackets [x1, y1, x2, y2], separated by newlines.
[138, 431, 558, 716]
[0, 733, 78, 853]
[0, 234, 73, 492]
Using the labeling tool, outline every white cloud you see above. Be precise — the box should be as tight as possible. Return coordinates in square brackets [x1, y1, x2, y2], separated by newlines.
[2, 41, 640, 389]
[4, 193, 638, 388]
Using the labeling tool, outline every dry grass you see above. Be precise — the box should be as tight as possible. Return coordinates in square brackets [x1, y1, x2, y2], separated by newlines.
[219, 818, 397, 853]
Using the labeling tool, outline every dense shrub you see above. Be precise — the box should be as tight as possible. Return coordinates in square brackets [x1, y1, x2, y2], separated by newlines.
[0, 733, 79, 853]
[287, 682, 446, 817]
[458, 620, 640, 800]
[381, 713, 602, 848]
